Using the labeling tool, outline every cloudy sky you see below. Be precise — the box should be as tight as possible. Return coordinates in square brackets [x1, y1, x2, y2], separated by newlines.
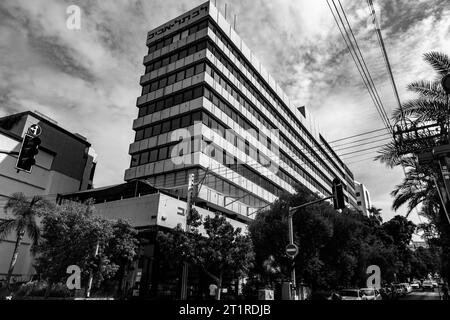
[0, 0, 449, 225]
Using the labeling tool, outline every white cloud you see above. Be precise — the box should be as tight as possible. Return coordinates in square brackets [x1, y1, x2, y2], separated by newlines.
[0, 0, 448, 224]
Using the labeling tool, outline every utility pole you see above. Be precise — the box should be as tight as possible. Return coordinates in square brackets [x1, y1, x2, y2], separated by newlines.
[180, 173, 196, 300]
[286, 178, 345, 300]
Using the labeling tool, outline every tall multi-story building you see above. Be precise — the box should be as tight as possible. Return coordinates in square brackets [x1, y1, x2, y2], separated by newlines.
[0, 110, 97, 282]
[124, 1, 357, 224]
[355, 181, 372, 216]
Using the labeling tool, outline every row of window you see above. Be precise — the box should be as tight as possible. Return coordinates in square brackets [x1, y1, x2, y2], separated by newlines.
[208, 23, 347, 180]
[147, 18, 347, 182]
[202, 111, 330, 196]
[142, 62, 205, 95]
[204, 60, 335, 186]
[148, 20, 209, 54]
[135, 110, 202, 141]
[145, 32, 344, 187]
[147, 168, 268, 208]
[206, 43, 343, 185]
[145, 40, 207, 74]
[138, 85, 204, 119]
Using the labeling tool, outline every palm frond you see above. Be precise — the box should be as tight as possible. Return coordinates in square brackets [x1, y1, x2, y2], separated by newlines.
[392, 98, 448, 123]
[374, 141, 401, 168]
[407, 80, 446, 99]
[0, 219, 17, 240]
[423, 51, 450, 76]
[3, 192, 28, 215]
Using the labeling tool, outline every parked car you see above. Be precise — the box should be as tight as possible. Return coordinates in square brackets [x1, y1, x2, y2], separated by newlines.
[339, 289, 363, 300]
[393, 284, 406, 296]
[359, 288, 382, 300]
[410, 282, 420, 290]
[401, 283, 412, 294]
[422, 280, 434, 291]
[431, 281, 438, 288]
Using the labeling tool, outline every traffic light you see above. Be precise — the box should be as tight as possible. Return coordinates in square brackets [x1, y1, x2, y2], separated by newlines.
[16, 134, 41, 173]
[332, 177, 345, 209]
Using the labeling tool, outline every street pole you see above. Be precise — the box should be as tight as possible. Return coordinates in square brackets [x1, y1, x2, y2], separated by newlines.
[287, 196, 334, 300]
[86, 240, 100, 298]
[288, 211, 296, 298]
[180, 173, 195, 300]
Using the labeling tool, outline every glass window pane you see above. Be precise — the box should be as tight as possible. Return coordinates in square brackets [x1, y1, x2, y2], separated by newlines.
[171, 117, 181, 130]
[181, 115, 191, 127]
[167, 74, 176, 85]
[183, 90, 193, 102]
[150, 81, 158, 92]
[138, 106, 147, 117]
[153, 123, 161, 136]
[131, 154, 140, 167]
[140, 151, 149, 165]
[191, 111, 201, 123]
[165, 96, 174, 108]
[172, 33, 181, 42]
[176, 70, 185, 82]
[149, 149, 158, 162]
[147, 102, 156, 114]
[159, 77, 167, 88]
[154, 60, 162, 69]
[185, 66, 195, 78]
[187, 45, 196, 56]
[135, 129, 144, 141]
[197, 41, 207, 51]
[144, 127, 153, 138]
[161, 120, 171, 133]
[158, 147, 168, 160]
[181, 30, 189, 39]
[156, 100, 165, 112]
[195, 63, 205, 75]
[164, 38, 172, 46]
[193, 86, 203, 99]
[179, 49, 187, 59]
[174, 93, 183, 105]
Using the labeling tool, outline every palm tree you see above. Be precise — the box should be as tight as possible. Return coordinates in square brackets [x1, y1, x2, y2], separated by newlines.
[0, 192, 50, 290]
[376, 51, 450, 214]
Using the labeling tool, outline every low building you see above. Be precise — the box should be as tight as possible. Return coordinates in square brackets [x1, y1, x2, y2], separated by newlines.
[59, 180, 247, 298]
[0, 110, 97, 283]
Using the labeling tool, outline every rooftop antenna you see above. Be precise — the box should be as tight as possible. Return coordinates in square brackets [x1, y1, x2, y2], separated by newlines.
[225, 3, 227, 19]
[234, 14, 236, 30]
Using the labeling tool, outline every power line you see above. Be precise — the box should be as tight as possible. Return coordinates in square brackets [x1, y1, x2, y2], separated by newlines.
[329, 128, 387, 143]
[331, 132, 391, 147]
[335, 0, 392, 134]
[334, 137, 391, 152]
[326, 0, 392, 136]
[339, 145, 384, 157]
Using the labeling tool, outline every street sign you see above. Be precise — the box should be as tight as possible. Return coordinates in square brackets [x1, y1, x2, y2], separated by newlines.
[285, 243, 298, 258]
[27, 124, 42, 137]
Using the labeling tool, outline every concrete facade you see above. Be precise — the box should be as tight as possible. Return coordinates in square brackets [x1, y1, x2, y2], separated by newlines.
[124, 1, 357, 225]
[0, 111, 97, 282]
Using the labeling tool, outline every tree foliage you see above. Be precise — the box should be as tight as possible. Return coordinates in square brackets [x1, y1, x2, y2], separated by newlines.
[157, 209, 254, 300]
[247, 185, 434, 293]
[33, 200, 139, 295]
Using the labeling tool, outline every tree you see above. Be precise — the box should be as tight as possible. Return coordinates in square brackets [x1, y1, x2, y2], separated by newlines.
[33, 200, 138, 297]
[0, 192, 51, 290]
[376, 51, 450, 281]
[248, 185, 422, 294]
[157, 209, 255, 300]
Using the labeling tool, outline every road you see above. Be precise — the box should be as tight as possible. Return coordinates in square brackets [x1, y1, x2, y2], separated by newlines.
[399, 289, 442, 300]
